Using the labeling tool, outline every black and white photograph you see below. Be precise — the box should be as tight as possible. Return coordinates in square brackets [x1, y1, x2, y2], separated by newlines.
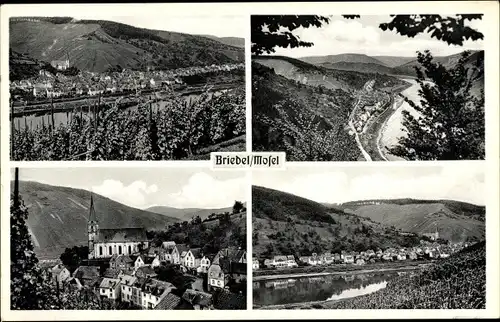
[10, 167, 247, 310]
[252, 163, 485, 309]
[9, 14, 246, 161]
[251, 15, 485, 161]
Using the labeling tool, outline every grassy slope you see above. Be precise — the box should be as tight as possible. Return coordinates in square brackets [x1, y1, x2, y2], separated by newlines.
[10, 19, 244, 73]
[299, 53, 388, 66]
[15, 180, 180, 259]
[252, 186, 423, 258]
[323, 241, 486, 309]
[338, 199, 485, 242]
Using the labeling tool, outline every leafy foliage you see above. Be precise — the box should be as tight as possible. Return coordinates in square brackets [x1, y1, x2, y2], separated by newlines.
[11, 87, 245, 160]
[11, 187, 112, 310]
[388, 51, 484, 160]
[251, 15, 330, 55]
[60, 246, 89, 274]
[147, 211, 246, 256]
[379, 14, 483, 46]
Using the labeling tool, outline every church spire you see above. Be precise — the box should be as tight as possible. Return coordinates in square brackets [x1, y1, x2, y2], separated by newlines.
[89, 192, 97, 223]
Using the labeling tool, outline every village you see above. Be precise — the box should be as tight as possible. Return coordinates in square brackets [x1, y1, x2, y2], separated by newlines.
[39, 195, 247, 310]
[253, 235, 473, 270]
[10, 59, 245, 104]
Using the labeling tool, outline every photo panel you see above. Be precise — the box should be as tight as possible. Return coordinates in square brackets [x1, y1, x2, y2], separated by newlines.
[9, 166, 248, 310]
[251, 14, 485, 161]
[252, 162, 486, 309]
[9, 14, 246, 161]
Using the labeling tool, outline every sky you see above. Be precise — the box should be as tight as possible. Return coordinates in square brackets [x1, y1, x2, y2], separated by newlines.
[14, 167, 247, 210]
[253, 163, 485, 206]
[71, 14, 246, 38]
[271, 15, 485, 57]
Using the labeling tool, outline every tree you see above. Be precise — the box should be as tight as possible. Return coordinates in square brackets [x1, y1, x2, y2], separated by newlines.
[251, 15, 330, 55]
[388, 50, 484, 160]
[232, 200, 244, 214]
[60, 245, 88, 273]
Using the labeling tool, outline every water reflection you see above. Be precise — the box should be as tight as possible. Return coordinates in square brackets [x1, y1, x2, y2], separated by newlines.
[253, 271, 400, 306]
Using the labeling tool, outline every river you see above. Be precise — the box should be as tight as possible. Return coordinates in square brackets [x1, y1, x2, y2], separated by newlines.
[12, 90, 230, 130]
[379, 78, 424, 161]
[253, 270, 406, 307]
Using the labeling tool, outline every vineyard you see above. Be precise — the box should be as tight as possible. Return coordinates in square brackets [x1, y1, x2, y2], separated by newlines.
[10, 87, 245, 160]
[320, 241, 486, 309]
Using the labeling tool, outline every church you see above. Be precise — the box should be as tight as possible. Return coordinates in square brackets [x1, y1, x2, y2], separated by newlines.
[88, 194, 149, 259]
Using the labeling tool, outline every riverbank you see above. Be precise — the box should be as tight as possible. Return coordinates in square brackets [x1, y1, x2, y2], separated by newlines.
[254, 260, 431, 281]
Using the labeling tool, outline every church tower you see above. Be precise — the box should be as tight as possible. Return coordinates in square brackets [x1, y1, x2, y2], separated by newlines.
[88, 193, 99, 259]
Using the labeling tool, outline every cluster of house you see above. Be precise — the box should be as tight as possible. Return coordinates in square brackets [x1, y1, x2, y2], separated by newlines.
[42, 194, 247, 310]
[254, 241, 472, 270]
[10, 62, 244, 100]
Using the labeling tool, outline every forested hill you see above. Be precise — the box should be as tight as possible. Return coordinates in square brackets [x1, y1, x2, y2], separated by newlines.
[10, 17, 244, 73]
[252, 186, 429, 258]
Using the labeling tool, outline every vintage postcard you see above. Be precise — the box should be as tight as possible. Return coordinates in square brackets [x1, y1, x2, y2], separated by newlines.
[1, 1, 499, 321]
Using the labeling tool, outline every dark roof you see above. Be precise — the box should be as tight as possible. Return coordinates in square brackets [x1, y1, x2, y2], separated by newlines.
[213, 290, 246, 310]
[73, 266, 100, 280]
[215, 247, 246, 264]
[154, 293, 181, 310]
[219, 258, 231, 274]
[95, 228, 148, 243]
[182, 289, 213, 307]
[103, 268, 121, 279]
[143, 279, 175, 297]
[176, 244, 189, 254]
[111, 255, 133, 264]
[135, 266, 157, 277]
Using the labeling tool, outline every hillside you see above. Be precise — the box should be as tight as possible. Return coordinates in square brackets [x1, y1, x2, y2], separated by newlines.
[251, 62, 360, 161]
[10, 17, 244, 73]
[319, 61, 396, 75]
[252, 186, 427, 258]
[146, 205, 235, 221]
[199, 35, 245, 48]
[13, 180, 180, 259]
[338, 199, 485, 242]
[300, 53, 386, 66]
[252, 55, 406, 92]
[371, 56, 415, 68]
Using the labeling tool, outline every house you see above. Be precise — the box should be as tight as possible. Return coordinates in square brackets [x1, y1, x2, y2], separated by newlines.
[135, 266, 157, 279]
[197, 254, 213, 274]
[118, 274, 137, 303]
[263, 259, 274, 268]
[333, 253, 342, 263]
[73, 266, 100, 288]
[176, 244, 190, 265]
[408, 252, 418, 260]
[110, 254, 134, 270]
[252, 259, 259, 270]
[141, 279, 176, 309]
[163, 243, 179, 264]
[183, 248, 202, 269]
[51, 59, 70, 70]
[151, 255, 162, 268]
[65, 277, 83, 291]
[382, 253, 393, 261]
[182, 289, 213, 310]
[207, 259, 231, 289]
[103, 268, 122, 279]
[49, 264, 70, 288]
[212, 247, 246, 264]
[286, 255, 298, 268]
[130, 277, 147, 307]
[344, 255, 355, 264]
[99, 277, 121, 301]
[154, 292, 193, 310]
[148, 247, 166, 261]
[272, 255, 288, 268]
[322, 253, 333, 265]
[33, 83, 52, 97]
[397, 253, 407, 261]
